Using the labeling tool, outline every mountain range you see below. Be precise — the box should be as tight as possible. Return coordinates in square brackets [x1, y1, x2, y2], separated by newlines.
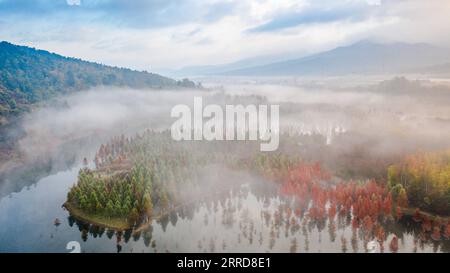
[169, 41, 450, 77]
[2, 40, 450, 120]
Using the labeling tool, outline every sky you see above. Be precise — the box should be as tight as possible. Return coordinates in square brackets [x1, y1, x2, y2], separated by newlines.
[0, 0, 450, 71]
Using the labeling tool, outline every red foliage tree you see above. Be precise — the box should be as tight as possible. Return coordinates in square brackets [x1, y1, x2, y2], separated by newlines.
[389, 236, 398, 253]
[444, 222, 450, 239]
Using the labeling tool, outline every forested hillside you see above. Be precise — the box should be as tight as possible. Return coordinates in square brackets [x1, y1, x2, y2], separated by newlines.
[0, 41, 197, 119]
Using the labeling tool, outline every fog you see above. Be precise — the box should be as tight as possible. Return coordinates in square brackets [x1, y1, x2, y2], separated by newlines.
[2, 75, 450, 255]
[17, 88, 208, 163]
[1, 76, 450, 194]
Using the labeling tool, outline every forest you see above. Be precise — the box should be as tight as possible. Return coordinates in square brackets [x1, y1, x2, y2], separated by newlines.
[65, 127, 450, 245]
[0, 41, 198, 119]
[65, 130, 307, 228]
[388, 150, 450, 215]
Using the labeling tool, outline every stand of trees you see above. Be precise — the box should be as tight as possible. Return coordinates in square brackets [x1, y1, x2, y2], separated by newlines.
[0, 41, 198, 117]
[67, 166, 168, 226]
[66, 129, 450, 240]
[388, 150, 450, 215]
[66, 130, 306, 227]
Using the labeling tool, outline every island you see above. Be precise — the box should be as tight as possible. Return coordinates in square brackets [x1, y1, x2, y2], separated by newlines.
[64, 129, 450, 241]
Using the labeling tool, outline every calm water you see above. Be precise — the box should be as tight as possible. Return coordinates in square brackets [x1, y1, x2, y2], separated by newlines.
[0, 165, 448, 253]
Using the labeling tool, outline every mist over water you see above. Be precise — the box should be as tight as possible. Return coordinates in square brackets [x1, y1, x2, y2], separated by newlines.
[2, 0, 450, 255]
[2, 76, 450, 193]
[1, 76, 450, 253]
[10, 76, 450, 168]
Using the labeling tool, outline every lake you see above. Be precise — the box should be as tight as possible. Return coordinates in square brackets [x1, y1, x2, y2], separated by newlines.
[0, 163, 447, 253]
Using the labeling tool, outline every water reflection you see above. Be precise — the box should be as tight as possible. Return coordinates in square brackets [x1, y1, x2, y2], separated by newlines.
[0, 167, 449, 253]
[67, 183, 450, 253]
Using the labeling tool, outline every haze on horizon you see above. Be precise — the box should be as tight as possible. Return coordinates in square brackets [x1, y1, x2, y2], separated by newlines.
[1, 0, 450, 71]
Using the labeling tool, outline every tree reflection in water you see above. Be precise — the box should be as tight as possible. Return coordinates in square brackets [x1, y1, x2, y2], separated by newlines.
[68, 183, 450, 253]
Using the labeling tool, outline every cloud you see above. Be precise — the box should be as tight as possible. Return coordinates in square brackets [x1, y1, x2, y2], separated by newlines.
[0, 0, 449, 69]
[248, 0, 383, 32]
[0, 0, 73, 14]
[0, 0, 236, 28]
[66, 0, 81, 6]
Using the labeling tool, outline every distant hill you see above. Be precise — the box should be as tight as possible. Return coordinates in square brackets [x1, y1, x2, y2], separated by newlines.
[0, 41, 197, 118]
[160, 53, 298, 78]
[220, 41, 450, 76]
[416, 62, 450, 75]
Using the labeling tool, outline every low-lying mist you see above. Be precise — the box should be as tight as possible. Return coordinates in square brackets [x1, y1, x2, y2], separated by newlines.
[1, 76, 450, 193]
[17, 88, 208, 164]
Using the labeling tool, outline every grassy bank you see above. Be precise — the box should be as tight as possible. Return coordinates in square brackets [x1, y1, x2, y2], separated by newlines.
[64, 202, 131, 231]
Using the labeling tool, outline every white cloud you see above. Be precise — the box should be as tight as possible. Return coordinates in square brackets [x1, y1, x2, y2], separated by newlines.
[366, 0, 381, 5]
[1, 0, 449, 70]
[66, 0, 81, 6]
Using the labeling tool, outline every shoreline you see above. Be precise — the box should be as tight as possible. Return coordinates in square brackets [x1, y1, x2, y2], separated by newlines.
[63, 202, 131, 231]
